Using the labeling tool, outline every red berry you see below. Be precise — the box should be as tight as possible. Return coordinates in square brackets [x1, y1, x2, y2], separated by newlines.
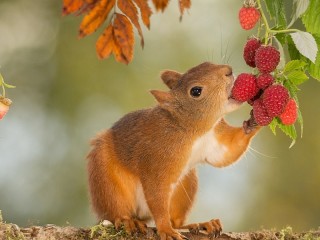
[257, 73, 274, 90]
[0, 97, 11, 120]
[255, 46, 280, 73]
[253, 98, 273, 126]
[247, 89, 263, 106]
[231, 73, 259, 102]
[243, 38, 261, 67]
[239, 7, 260, 30]
[262, 85, 289, 117]
[279, 99, 298, 125]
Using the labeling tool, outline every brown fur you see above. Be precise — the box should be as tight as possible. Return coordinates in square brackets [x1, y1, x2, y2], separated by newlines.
[87, 62, 260, 240]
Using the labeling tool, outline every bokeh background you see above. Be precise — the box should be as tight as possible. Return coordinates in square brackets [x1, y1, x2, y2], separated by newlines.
[0, 0, 319, 233]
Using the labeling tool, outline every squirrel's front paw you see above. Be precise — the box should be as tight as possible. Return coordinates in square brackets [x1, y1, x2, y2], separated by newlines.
[158, 229, 188, 240]
[183, 219, 222, 237]
[243, 110, 260, 134]
[114, 217, 147, 234]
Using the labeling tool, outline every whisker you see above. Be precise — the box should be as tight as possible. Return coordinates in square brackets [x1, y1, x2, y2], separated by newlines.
[179, 179, 192, 205]
[248, 146, 277, 159]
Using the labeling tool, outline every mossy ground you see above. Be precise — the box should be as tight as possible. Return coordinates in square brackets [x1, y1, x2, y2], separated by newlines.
[0, 211, 319, 240]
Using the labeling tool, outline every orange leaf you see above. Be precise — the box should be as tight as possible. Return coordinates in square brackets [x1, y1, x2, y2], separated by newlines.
[96, 24, 114, 59]
[84, 0, 98, 3]
[118, 0, 144, 47]
[113, 13, 134, 64]
[62, 0, 85, 16]
[179, 0, 191, 17]
[79, 0, 115, 38]
[152, 0, 169, 12]
[133, 0, 152, 29]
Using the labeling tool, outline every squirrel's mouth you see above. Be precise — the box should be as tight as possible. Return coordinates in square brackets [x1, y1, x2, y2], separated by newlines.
[227, 75, 235, 100]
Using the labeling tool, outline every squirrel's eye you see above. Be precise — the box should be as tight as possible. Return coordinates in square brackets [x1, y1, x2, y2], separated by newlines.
[190, 87, 202, 98]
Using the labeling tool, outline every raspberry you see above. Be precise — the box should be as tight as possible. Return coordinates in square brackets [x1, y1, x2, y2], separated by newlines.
[262, 85, 289, 117]
[247, 89, 263, 106]
[0, 97, 11, 120]
[243, 38, 261, 67]
[239, 7, 260, 30]
[279, 99, 298, 125]
[255, 46, 280, 73]
[253, 99, 273, 126]
[257, 73, 274, 90]
[231, 73, 259, 102]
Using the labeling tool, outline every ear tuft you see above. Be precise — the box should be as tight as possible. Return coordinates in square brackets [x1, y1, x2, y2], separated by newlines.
[150, 90, 173, 107]
[160, 70, 182, 89]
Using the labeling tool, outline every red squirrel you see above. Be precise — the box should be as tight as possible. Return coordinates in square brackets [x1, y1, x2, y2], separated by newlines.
[87, 62, 260, 240]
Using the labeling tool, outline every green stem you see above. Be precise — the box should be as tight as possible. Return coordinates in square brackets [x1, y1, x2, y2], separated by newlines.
[256, 0, 301, 45]
[256, 0, 270, 45]
[269, 29, 301, 34]
[0, 75, 5, 97]
[1, 84, 5, 98]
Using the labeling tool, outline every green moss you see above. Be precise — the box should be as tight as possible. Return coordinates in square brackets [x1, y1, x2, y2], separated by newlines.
[4, 225, 25, 240]
[278, 226, 320, 240]
[279, 226, 294, 240]
[89, 222, 128, 240]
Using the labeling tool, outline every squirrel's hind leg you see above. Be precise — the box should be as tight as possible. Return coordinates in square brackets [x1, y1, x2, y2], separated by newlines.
[87, 132, 139, 228]
[170, 168, 198, 229]
[170, 169, 222, 237]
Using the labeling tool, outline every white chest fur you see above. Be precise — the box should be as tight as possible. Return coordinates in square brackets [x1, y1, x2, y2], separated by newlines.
[188, 127, 228, 167]
[176, 125, 228, 187]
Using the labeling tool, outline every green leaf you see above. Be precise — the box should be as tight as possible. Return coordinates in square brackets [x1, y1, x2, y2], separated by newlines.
[288, 0, 310, 28]
[269, 118, 278, 135]
[284, 60, 307, 73]
[286, 70, 309, 85]
[273, 36, 286, 69]
[284, 77, 299, 98]
[297, 108, 303, 138]
[264, 0, 287, 28]
[0, 74, 3, 87]
[308, 34, 320, 80]
[3, 82, 16, 88]
[302, 0, 320, 35]
[290, 31, 318, 63]
[276, 118, 297, 140]
[287, 36, 303, 60]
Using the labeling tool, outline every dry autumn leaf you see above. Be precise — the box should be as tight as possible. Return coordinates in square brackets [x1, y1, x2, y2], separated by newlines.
[79, 0, 115, 38]
[63, 0, 192, 64]
[96, 24, 114, 59]
[118, 0, 144, 47]
[133, 0, 152, 29]
[152, 0, 169, 12]
[62, 0, 84, 15]
[179, 0, 191, 18]
[113, 13, 134, 64]
[84, 0, 98, 4]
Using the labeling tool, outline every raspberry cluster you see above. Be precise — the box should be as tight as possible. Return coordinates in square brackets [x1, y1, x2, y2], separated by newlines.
[231, 38, 298, 126]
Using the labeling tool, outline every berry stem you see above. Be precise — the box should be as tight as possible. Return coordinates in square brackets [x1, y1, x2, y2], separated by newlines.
[256, 0, 270, 45]
[256, 0, 301, 45]
[0, 74, 5, 98]
[269, 29, 301, 34]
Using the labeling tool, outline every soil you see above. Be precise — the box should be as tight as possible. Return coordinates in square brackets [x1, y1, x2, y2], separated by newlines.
[1, 221, 319, 240]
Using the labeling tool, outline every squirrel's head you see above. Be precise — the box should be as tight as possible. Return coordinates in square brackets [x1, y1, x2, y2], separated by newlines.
[151, 62, 240, 126]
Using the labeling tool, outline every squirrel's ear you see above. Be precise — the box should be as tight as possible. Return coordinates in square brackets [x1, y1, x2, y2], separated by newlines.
[161, 70, 182, 89]
[150, 90, 173, 107]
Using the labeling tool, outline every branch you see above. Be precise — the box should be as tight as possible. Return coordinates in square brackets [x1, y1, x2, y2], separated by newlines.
[1, 222, 320, 240]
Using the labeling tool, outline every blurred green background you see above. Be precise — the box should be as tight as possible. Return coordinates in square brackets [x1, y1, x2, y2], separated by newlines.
[0, 0, 319, 233]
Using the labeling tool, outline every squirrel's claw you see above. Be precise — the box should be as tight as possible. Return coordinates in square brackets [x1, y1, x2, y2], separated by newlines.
[181, 218, 222, 237]
[159, 230, 187, 240]
[114, 217, 148, 235]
